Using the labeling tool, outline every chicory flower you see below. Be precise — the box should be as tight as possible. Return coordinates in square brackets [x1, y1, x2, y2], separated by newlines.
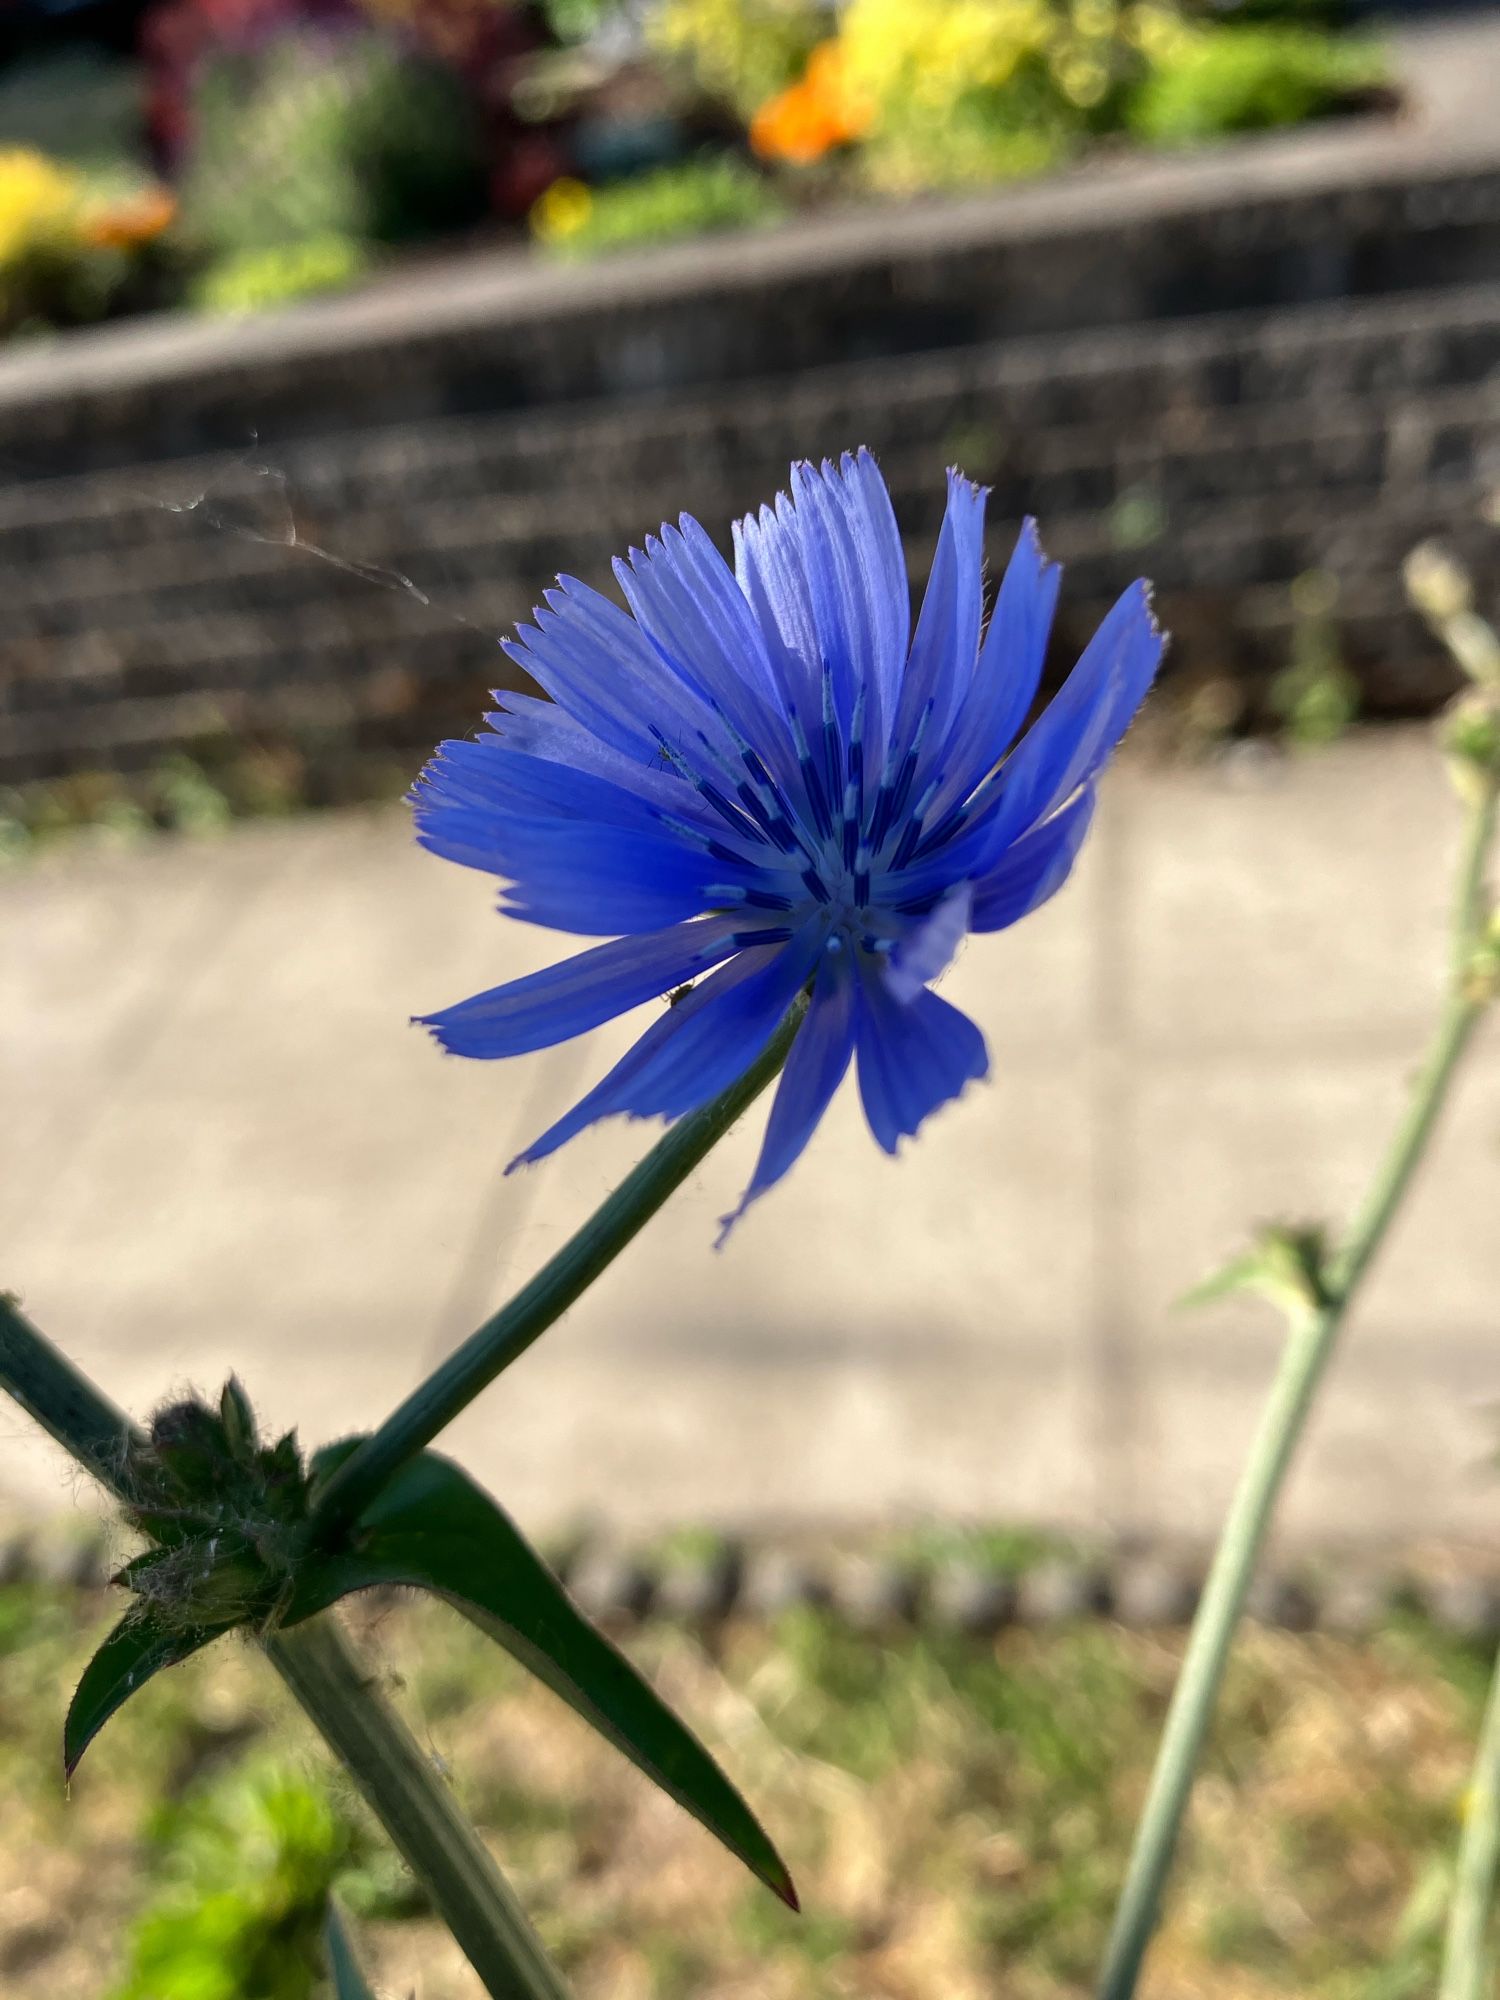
[413, 450, 1162, 1235]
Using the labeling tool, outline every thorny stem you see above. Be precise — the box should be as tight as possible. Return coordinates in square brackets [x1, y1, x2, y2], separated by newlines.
[0, 1299, 573, 2000]
[1096, 781, 1499, 2000]
[0, 1293, 141, 1500]
[306, 992, 808, 1546]
[268, 1617, 570, 2000]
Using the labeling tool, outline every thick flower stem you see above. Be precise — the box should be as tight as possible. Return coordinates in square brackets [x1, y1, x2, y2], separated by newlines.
[0, 1299, 573, 2000]
[266, 1617, 570, 2000]
[1096, 781, 1498, 2000]
[307, 992, 808, 1545]
[1438, 1637, 1500, 2000]
[0, 1292, 141, 1500]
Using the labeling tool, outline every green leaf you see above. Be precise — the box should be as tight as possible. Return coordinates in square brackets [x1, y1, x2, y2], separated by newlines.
[1175, 1250, 1271, 1312]
[289, 1447, 797, 1908]
[1177, 1221, 1333, 1318]
[324, 1896, 379, 2000]
[65, 1610, 228, 1778]
[219, 1374, 258, 1462]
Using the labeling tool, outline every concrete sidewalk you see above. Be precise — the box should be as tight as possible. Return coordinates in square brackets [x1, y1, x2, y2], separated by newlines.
[3, 728, 1497, 1549]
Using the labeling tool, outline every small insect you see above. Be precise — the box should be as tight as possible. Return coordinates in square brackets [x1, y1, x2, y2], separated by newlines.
[666, 983, 695, 1008]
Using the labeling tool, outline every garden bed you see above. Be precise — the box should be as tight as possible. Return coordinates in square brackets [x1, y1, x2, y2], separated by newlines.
[2, 10, 1498, 826]
[1, 1566, 1490, 1999]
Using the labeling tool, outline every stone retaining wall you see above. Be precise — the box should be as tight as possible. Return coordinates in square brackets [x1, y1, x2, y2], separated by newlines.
[1, 20, 1498, 787]
[7, 1518, 1499, 1641]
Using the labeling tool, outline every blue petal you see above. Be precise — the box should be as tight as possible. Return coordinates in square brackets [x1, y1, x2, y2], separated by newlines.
[512, 925, 824, 1166]
[731, 495, 822, 720]
[504, 573, 738, 771]
[979, 519, 1062, 756]
[787, 458, 867, 737]
[855, 975, 989, 1155]
[883, 883, 973, 1004]
[970, 785, 1096, 933]
[735, 455, 906, 740]
[717, 953, 857, 1242]
[826, 450, 909, 755]
[888, 470, 987, 786]
[614, 527, 792, 776]
[483, 821, 761, 936]
[784, 453, 908, 763]
[413, 738, 720, 850]
[485, 694, 706, 817]
[418, 917, 751, 1058]
[416, 784, 757, 930]
[928, 519, 1061, 821]
[981, 580, 1162, 851]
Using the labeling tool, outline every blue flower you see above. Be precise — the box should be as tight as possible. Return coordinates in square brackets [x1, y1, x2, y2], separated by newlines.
[413, 450, 1162, 1237]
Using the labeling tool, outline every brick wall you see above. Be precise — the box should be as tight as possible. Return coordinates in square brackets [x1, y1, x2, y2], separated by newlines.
[2, 26, 1499, 788]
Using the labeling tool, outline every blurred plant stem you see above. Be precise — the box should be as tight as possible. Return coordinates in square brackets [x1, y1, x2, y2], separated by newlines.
[306, 991, 808, 1544]
[0, 1294, 572, 2000]
[1096, 749, 1499, 1999]
[1438, 1637, 1500, 2000]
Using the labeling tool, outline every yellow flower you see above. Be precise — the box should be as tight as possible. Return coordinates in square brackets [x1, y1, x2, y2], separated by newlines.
[529, 178, 595, 244]
[0, 149, 82, 267]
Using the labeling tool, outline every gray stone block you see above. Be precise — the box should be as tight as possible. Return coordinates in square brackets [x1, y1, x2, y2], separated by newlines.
[926, 1563, 1018, 1636]
[1014, 1562, 1111, 1625]
[737, 1550, 833, 1621]
[565, 1547, 655, 1628]
[1111, 1556, 1200, 1629]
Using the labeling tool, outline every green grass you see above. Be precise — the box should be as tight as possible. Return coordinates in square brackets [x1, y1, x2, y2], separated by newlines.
[0, 1577, 1492, 1999]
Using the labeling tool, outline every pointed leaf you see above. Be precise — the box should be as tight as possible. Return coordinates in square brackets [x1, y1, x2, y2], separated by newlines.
[220, 1374, 258, 1462]
[1177, 1221, 1332, 1318]
[65, 1610, 228, 1777]
[287, 1449, 797, 1908]
[324, 1897, 379, 2000]
[1175, 1251, 1268, 1312]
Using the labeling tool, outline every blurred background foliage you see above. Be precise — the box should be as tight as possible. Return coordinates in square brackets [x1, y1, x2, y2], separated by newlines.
[0, 1558, 1490, 1999]
[0, 0, 1387, 327]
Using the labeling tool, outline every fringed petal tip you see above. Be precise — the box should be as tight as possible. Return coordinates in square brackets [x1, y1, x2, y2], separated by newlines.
[872, 1057, 992, 1160]
[505, 1100, 691, 1181]
[944, 463, 992, 505]
[1018, 514, 1055, 571]
[1133, 574, 1167, 647]
[713, 1199, 749, 1252]
[411, 1012, 461, 1058]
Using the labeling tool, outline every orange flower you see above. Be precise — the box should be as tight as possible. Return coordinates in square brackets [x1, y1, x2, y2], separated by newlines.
[750, 40, 873, 166]
[83, 188, 176, 252]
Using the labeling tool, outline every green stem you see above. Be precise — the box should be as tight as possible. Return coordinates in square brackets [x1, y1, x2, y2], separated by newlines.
[0, 1293, 141, 1501]
[268, 1617, 570, 2000]
[308, 992, 807, 1544]
[0, 1302, 572, 2000]
[1439, 1638, 1500, 2000]
[1096, 785, 1498, 2000]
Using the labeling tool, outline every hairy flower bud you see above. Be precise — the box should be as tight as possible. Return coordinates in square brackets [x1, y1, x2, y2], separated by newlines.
[121, 1380, 310, 1632]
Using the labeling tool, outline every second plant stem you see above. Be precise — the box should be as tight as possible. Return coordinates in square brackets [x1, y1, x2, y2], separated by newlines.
[1438, 1634, 1500, 2000]
[1097, 781, 1498, 2000]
